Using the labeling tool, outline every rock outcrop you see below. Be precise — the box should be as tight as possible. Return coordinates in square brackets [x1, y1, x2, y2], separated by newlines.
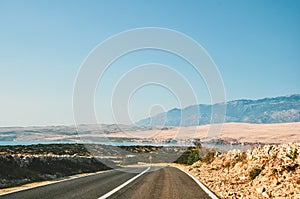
[179, 143, 300, 198]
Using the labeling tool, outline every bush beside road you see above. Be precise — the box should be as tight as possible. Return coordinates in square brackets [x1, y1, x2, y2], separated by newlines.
[177, 143, 300, 198]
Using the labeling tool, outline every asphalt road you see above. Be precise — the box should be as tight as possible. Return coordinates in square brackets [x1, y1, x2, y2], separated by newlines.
[109, 167, 212, 199]
[0, 167, 213, 199]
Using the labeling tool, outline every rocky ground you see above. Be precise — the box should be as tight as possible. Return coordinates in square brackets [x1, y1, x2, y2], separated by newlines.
[0, 144, 188, 189]
[178, 143, 300, 198]
[2, 143, 299, 198]
[0, 155, 111, 189]
[0, 144, 110, 188]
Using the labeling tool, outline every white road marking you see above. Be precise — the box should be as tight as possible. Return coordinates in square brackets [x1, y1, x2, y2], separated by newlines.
[176, 167, 219, 199]
[0, 170, 113, 196]
[98, 167, 150, 199]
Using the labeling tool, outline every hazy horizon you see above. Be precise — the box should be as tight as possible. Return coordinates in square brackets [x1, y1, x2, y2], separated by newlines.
[0, 93, 298, 127]
[1, 1, 299, 126]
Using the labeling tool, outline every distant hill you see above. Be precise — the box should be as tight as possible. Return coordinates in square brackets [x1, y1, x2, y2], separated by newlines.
[0, 124, 158, 142]
[136, 94, 300, 126]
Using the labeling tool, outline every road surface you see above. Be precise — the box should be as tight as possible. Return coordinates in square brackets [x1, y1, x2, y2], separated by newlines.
[0, 166, 214, 199]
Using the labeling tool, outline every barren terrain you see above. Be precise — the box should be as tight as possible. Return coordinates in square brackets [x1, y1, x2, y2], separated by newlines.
[1, 122, 299, 145]
[177, 143, 300, 198]
[109, 122, 300, 144]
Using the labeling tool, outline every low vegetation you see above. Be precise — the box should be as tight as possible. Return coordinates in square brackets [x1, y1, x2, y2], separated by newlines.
[0, 144, 91, 156]
[0, 155, 110, 188]
[178, 143, 300, 198]
[0, 144, 194, 188]
[249, 167, 263, 180]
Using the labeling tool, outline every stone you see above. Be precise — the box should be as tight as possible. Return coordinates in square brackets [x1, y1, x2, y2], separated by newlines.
[176, 143, 300, 198]
[262, 192, 270, 198]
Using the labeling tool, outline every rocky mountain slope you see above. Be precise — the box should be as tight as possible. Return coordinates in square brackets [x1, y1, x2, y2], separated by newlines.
[137, 94, 300, 126]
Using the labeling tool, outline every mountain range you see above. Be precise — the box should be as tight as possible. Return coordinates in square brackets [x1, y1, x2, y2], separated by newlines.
[136, 94, 300, 126]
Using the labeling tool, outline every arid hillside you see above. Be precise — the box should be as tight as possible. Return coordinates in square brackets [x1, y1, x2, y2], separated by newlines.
[1, 122, 299, 144]
[109, 122, 300, 144]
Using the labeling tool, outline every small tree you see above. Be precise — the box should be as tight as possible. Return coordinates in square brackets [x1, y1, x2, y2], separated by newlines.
[187, 150, 200, 165]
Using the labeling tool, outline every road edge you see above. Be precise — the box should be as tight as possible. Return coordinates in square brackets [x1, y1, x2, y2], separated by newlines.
[0, 169, 113, 196]
[175, 167, 219, 199]
[98, 167, 150, 199]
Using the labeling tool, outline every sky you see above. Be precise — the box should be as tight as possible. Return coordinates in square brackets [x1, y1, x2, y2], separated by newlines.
[0, 0, 299, 126]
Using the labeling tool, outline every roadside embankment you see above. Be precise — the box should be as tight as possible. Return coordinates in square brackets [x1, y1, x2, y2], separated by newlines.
[177, 143, 300, 198]
[0, 154, 110, 188]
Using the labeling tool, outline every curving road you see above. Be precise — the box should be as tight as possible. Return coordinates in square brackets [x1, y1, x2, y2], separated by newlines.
[0, 166, 214, 199]
[108, 167, 212, 199]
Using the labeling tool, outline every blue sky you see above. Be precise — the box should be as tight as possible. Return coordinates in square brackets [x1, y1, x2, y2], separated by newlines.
[0, 0, 299, 126]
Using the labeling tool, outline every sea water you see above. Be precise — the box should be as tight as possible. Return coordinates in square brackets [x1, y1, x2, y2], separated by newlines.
[0, 141, 252, 151]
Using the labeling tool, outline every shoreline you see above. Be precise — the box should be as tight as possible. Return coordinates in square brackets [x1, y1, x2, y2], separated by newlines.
[1, 122, 300, 146]
[1, 143, 299, 198]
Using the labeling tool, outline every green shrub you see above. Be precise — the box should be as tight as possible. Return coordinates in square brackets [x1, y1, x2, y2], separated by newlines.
[249, 167, 262, 180]
[173, 148, 200, 165]
[187, 150, 200, 165]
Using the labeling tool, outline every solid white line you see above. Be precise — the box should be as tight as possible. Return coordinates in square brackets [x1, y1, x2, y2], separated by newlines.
[0, 170, 113, 196]
[98, 167, 150, 199]
[176, 167, 219, 199]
